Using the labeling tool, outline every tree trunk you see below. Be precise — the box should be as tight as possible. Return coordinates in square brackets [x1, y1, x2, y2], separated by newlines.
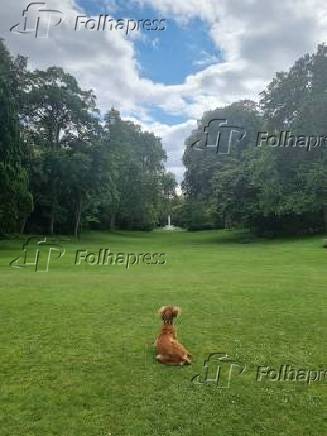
[110, 213, 116, 231]
[49, 175, 56, 235]
[20, 217, 27, 235]
[49, 209, 54, 235]
[74, 197, 82, 239]
[323, 206, 327, 232]
[224, 214, 232, 230]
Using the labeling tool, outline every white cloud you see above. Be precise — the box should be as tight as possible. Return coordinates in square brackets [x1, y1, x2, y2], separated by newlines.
[144, 120, 198, 182]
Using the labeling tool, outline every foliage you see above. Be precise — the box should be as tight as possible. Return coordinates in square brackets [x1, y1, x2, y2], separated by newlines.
[182, 45, 327, 235]
[0, 39, 171, 235]
[0, 40, 32, 234]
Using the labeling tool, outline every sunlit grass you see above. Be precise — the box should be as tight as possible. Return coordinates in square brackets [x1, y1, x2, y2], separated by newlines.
[0, 230, 326, 435]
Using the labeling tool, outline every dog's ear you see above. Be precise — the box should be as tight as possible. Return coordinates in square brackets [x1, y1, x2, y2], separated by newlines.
[158, 306, 166, 317]
[172, 306, 181, 317]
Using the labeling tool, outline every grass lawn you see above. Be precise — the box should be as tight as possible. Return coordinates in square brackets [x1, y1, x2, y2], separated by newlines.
[0, 230, 326, 435]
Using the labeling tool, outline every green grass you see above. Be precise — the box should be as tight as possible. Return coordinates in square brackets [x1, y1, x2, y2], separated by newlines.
[0, 230, 326, 435]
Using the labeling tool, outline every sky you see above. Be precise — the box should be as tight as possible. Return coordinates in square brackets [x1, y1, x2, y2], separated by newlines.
[2, 0, 327, 182]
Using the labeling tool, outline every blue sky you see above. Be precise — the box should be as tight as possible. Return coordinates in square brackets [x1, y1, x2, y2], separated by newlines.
[76, 0, 223, 125]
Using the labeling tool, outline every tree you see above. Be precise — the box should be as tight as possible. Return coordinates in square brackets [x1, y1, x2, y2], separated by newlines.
[0, 40, 32, 234]
[21, 66, 99, 234]
[98, 111, 167, 230]
[182, 101, 261, 230]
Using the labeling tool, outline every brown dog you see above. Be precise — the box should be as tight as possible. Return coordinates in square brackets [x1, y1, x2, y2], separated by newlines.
[155, 306, 192, 365]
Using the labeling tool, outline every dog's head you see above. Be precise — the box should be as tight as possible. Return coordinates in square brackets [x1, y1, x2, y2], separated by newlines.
[158, 306, 181, 324]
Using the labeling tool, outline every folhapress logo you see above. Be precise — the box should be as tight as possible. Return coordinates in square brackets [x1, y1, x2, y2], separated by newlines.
[191, 353, 246, 388]
[191, 118, 246, 155]
[191, 355, 326, 389]
[10, 3, 167, 38]
[9, 240, 166, 272]
[10, 2, 64, 38]
[10, 237, 65, 272]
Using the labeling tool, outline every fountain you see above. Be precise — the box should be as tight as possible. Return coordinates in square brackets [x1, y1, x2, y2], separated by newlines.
[162, 214, 180, 231]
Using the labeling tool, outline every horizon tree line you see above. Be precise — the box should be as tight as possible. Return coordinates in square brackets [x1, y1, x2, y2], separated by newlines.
[0, 38, 177, 236]
[1, 39, 327, 237]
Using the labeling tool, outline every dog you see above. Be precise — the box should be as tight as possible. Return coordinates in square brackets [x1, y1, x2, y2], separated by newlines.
[155, 306, 192, 365]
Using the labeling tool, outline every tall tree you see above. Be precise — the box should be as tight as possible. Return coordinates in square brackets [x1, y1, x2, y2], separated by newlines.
[21, 66, 99, 234]
[100, 111, 167, 230]
[0, 40, 32, 234]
